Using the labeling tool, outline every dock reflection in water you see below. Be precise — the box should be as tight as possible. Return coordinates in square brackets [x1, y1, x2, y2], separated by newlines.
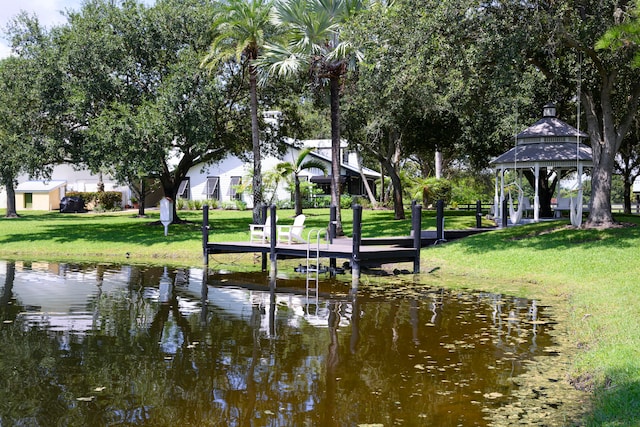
[0, 260, 557, 426]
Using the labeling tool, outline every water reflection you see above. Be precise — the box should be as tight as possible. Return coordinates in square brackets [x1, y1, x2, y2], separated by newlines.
[0, 260, 557, 426]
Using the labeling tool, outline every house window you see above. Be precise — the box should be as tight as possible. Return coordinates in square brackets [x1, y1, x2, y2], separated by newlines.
[229, 176, 242, 201]
[24, 193, 33, 209]
[177, 179, 190, 199]
[204, 176, 220, 200]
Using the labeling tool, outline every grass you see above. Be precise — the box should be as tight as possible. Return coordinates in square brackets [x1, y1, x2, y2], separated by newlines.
[1, 207, 639, 425]
[0, 207, 488, 265]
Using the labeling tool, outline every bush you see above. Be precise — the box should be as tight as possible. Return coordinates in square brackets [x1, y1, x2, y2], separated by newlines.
[176, 198, 187, 210]
[311, 195, 331, 208]
[66, 191, 122, 211]
[276, 200, 293, 209]
[428, 178, 452, 205]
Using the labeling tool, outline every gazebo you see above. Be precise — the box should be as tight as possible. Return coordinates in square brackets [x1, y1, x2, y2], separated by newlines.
[490, 104, 592, 223]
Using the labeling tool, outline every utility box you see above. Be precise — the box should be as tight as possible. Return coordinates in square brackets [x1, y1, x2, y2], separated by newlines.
[160, 198, 173, 236]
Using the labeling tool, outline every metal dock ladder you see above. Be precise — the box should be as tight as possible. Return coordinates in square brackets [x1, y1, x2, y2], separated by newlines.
[305, 228, 329, 301]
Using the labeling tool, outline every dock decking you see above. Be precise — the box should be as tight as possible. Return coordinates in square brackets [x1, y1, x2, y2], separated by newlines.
[202, 203, 492, 286]
[203, 204, 423, 286]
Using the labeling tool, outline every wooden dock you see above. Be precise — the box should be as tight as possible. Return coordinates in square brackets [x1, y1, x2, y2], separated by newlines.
[203, 204, 423, 287]
[202, 203, 492, 287]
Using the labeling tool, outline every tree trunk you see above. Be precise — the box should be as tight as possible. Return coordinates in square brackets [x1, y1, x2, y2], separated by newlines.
[379, 163, 386, 204]
[584, 93, 618, 227]
[380, 134, 405, 220]
[249, 66, 263, 224]
[138, 178, 146, 217]
[434, 149, 442, 179]
[523, 169, 557, 218]
[359, 167, 377, 207]
[623, 176, 632, 214]
[581, 79, 640, 227]
[588, 148, 616, 226]
[3, 176, 18, 218]
[294, 174, 302, 216]
[329, 76, 343, 235]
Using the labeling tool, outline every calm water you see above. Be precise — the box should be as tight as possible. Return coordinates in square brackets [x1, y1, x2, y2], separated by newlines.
[0, 261, 557, 426]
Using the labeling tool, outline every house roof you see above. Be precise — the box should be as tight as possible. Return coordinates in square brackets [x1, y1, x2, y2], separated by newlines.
[16, 180, 66, 193]
[283, 138, 380, 178]
[304, 146, 381, 178]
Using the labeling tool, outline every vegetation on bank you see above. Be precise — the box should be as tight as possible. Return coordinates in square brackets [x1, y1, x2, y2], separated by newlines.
[0, 208, 638, 425]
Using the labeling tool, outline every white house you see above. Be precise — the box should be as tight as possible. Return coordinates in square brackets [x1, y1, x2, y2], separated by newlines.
[181, 139, 380, 208]
[1, 138, 379, 211]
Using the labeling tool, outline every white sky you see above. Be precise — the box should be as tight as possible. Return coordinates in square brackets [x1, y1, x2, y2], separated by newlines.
[0, 0, 154, 59]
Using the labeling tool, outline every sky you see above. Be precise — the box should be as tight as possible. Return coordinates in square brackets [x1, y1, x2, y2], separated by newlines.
[0, 0, 154, 59]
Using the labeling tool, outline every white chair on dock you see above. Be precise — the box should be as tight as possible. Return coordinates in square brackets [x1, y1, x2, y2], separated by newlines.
[277, 214, 306, 244]
[249, 215, 277, 243]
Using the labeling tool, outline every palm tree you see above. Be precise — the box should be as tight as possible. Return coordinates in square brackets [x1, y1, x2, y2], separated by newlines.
[201, 0, 274, 223]
[259, 0, 371, 234]
[277, 147, 328, 215]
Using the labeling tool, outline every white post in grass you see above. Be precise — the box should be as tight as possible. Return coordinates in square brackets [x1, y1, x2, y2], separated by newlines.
[160, 197, 174, 236]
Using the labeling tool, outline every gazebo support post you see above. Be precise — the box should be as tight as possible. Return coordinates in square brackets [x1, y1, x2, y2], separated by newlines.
[494, 170, 500, 222]
[534, 163, 540, 222]
[499, 167, 505, 221]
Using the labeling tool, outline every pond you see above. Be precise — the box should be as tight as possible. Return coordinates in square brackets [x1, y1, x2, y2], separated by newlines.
[0, 260, 563, 426]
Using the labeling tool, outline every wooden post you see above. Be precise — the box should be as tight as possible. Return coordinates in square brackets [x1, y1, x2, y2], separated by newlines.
[476, 200, 482, 228]
[260, 203, 267, 224]
[412, 203, 422, 274]
[329, 205, 337, 272]
[269, 205, 277, 282]
[351, 204, 362, 289]
[261, 203, 268, 272]
[202, 205, 209, 265]
[436, 199, 445, 242]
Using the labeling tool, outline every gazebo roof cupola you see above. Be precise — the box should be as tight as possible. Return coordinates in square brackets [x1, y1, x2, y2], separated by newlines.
[516, 103, 588, 145]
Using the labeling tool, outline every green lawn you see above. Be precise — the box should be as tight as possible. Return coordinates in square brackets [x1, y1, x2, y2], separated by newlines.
[0, 207, 488, 265]
[1, 207, 638, 425]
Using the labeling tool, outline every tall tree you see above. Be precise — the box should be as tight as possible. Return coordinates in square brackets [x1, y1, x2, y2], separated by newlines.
[56, 0, 245, 222]
[201, 0, 275, 223]
[260, 0, 373, 235]
[518, 0, 640, 227]
[0, 15, 62, 218]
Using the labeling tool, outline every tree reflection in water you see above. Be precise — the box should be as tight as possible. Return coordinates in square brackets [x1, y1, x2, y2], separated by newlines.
[0, 261, 559, 426]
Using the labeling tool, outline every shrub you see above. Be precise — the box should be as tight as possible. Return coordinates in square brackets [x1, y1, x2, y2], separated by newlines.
[340, 195, 353, 209]
[66, 191, 122, 211]
[310, 195, 331, 208]
[276, 200, 293, 209]
[176, 198, 187, 210]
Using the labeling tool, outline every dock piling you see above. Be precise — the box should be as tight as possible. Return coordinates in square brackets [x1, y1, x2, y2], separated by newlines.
[351, 204, 362, 288]
[269, 205, 277, 282]
[202, 205, 209, 266]
[412, 203, 422, 273]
